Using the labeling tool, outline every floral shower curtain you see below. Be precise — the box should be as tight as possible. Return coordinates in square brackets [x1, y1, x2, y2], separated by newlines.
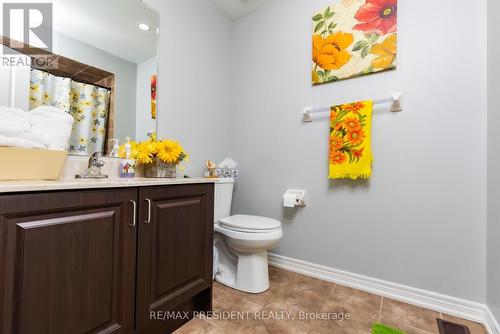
[29, 68, 111, 155]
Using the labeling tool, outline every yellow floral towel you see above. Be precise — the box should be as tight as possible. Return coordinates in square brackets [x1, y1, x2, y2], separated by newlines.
[329, 101, 373, 179]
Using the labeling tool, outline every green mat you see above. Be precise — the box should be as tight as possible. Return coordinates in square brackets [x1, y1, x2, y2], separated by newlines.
[372, 323, 407, 334]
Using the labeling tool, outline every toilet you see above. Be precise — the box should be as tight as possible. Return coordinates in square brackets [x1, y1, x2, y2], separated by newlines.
[214, 179, 283, 294]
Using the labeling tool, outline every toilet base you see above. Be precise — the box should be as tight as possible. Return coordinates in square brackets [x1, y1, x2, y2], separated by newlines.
[215, 250, 270, 294]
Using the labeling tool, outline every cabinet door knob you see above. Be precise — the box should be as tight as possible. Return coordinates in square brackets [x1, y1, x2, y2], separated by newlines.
[129, 200, 137, 227]
[145, 199, 152, 224]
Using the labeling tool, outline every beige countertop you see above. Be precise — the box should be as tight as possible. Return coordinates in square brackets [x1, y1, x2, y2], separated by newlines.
[0, 177, 224, 194]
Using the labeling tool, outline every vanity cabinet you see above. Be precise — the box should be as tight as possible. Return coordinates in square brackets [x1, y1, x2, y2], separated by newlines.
[0, 188, 137, 334]
[136, 185, 214, 333]
[0, 183, 214, 334]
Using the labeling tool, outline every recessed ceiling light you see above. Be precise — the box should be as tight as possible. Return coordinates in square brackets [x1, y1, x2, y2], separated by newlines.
[139, 23, 151, 31]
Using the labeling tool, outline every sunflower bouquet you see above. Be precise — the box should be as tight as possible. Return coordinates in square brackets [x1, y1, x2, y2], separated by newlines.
[119, 135, 188, 178]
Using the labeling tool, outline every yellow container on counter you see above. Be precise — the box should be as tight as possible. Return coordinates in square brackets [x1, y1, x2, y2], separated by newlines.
[0, 147, 67, 181]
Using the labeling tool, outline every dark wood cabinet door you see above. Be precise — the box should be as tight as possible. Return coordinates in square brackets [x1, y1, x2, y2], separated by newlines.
[136, 184, 214, 333]
[0, 189, 137, 334]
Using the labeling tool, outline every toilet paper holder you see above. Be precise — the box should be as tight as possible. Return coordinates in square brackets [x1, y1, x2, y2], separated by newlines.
[283, 190, 306, 207]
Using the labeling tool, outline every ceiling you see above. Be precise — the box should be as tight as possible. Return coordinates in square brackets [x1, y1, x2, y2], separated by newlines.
[53, 0, 159, 64]
[212, 0, 275, 20]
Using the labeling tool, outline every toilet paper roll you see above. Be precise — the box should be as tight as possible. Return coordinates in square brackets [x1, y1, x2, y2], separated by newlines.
[283, 193, 297, 208]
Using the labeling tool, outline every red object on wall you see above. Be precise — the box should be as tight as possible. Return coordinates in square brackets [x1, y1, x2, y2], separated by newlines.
[151, 74, 157, 119]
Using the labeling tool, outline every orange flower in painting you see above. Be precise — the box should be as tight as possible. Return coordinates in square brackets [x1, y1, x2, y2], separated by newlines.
[343, 117, 361, 131]
[343, 102, 364, 114]
[371, 34, 397, 69]
[330, 151, 347, 165]
[313, 32, 354, 70]
[347, 129, 365, 145]
[330, 137, 344, 150]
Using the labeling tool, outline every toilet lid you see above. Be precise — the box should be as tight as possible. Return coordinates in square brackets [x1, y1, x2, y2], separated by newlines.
[218, 215, 281, 231]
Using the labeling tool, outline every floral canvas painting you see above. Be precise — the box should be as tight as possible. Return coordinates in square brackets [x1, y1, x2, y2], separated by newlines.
[312, 0, 397, 85]
[151, 74, 157, 119]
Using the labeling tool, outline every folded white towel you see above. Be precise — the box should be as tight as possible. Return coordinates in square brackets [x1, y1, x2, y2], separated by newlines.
[0, 134, 45, 149]
[0, 105, 74, 150]
[0, 106, 31, 137]
[29, 106, 75, 150]
[30, 106, 75, 125]
[0, 106, 48, 147]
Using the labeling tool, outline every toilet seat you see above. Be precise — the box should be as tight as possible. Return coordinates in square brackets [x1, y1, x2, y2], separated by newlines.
[218, 225, 282, 234]
[215, 223, 283, 241]
[218, 214, 281, 232]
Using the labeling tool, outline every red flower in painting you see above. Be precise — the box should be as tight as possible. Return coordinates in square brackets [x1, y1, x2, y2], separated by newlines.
[354, 0, 397, 35]
[151, 75, 157, 100]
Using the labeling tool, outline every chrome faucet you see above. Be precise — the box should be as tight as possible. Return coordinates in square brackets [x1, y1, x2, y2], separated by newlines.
[75, 152, 109, 179]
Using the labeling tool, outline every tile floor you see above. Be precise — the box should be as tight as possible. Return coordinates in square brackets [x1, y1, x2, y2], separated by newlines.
[174, 266, 487, 334]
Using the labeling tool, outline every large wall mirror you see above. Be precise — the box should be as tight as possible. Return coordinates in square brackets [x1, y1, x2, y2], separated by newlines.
[1, 0, 159, 156]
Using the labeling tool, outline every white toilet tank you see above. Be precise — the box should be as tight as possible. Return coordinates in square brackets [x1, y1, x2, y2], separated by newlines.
[214, 179, 235, 222]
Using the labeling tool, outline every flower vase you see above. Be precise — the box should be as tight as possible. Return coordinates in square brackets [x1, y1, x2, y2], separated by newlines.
[144, 159, 177, 178]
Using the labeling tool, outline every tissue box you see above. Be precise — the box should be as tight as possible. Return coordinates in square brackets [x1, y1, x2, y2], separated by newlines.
[216, 168, 239, 178]
[0, 147, 67, 181]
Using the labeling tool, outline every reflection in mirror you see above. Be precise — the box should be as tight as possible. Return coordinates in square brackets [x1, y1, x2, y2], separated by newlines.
[3, 0, 159, 156]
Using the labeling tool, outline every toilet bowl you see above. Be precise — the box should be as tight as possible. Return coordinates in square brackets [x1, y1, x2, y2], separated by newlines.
[213, 180, 283, 294]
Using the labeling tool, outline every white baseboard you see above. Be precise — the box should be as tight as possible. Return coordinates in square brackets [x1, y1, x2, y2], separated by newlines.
[268, 253, 499, 334]
[485, 308, 500, 334]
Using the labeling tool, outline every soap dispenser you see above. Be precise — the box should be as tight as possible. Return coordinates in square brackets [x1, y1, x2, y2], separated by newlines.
[119, 137, 136, 178]
[108, 139, 120, 158]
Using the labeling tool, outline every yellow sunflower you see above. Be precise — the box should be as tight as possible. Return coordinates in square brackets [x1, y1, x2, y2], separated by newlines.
[117, 136, 188, 167]
[157, 140, 185, 164]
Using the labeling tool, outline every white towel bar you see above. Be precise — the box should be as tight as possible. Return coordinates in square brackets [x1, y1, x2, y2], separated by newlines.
[302, 92, 403, 123]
